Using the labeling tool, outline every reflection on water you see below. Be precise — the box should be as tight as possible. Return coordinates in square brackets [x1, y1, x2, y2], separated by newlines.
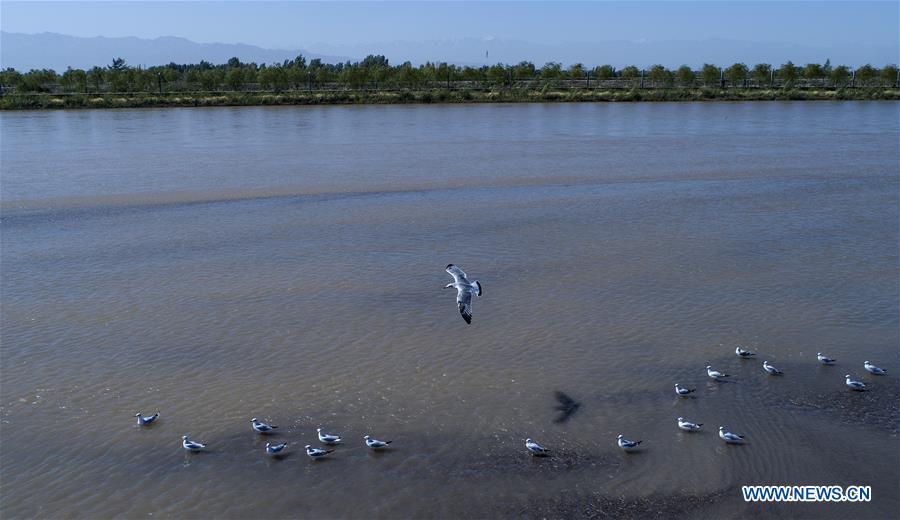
[1, 102, 898, 518]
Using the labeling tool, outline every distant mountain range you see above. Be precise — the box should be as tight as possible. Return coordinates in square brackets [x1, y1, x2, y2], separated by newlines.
[311, 37, 898, 69]
[0, 32, 349, 71]
[2, 31, 896, 72]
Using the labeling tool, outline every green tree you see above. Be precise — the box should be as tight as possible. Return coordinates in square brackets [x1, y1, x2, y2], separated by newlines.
[700, 63, 720, 86]
[540, 62, 562, 80]
[880, 64, 898, 86]
[199, 69, 223, 90]
[724, 63, 748, 86]
[675, 65, 694, 86]
[829, 65, 850, 87]
[802, 62, 824, 80]
[593, 65, 615, 80]
[619, 65, 640, 80]
[61, 67, 88, 92]
[776, 61, 799, 87]
[342, 65, 369, 89]
[86, 66, 103, 92]
[513, 61, 535, 80]
[258, 65, 288, 91]
[0, 68, 23, 91]
[19, 69, 58, 92]
[647, 64, 672, 86]
[224, 68, 244, 90]
[487, 64, 508, 85]
[568, 63, 585, 79]
[854, 64, 877, 86]
[751, 63, 772, 86]
[397, 62, 420, 88]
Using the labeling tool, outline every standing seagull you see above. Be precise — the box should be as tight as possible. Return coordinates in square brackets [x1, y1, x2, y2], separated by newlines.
[735, 346, 755, 358]
[763, 361, 784, 375]
[251, 418, 278, 434]
[864, 362, 887, 375]
[525, 438, 550, 456]
[845, 375, 867, 391]
[444, 264, 482, 324]
[364, 435, 393, 449]
[266, 442, 288, 456]
[616, 435, 642, 451]
[817, 353, 836, 365]
[718, 426, 745, 444]
[677, 417, 703, 431]
[706, 365, 730, 381]
[305, 445, 334, 459]
[182, 435, 207, 452]
[317, 428, 341, 445]
[135, 412, 159, 426]
[674, 383, 695, 397]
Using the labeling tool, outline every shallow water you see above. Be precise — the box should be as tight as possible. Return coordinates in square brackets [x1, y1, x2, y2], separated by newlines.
[1, 102, 898, 518]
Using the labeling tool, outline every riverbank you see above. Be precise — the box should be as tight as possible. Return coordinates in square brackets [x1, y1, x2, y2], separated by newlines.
[2, 87, 897, 109]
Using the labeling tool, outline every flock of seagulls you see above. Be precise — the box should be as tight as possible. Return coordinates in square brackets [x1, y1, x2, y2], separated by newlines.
[139, 416, 394, 460]
[528, 346, 890, 454]
[136, 264, 890, 462]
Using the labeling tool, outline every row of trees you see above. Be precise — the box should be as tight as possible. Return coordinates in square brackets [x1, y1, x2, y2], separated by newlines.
[2, 56, 898, 94]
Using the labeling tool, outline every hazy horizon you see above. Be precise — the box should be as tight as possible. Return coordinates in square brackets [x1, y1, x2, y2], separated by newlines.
[1, 1, 898, 70]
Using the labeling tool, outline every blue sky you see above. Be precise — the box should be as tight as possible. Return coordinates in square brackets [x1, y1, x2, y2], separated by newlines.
[3, 1, 897, 49]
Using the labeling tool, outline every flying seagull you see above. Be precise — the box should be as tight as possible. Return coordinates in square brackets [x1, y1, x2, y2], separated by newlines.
[251, 418, 278, 434]
[364, 435, 392, 449]
[616, 435, 642, 451]
[845, 375, 866, 391]
[266, 442, 288, 456]
[763, 361, 784, 375]
[135, 412, 159, 426]
[305, 445, 334, 459]
[677, 417, 703, 431]
[864, 361, 887, 375]
[444, 264, 482, 324]
[182, 435, 207, 452]
[718, 426, 745, 444]
[674, 383, 695, 397]
[735, 346, 755, 358]
[817, 353, 836, 365]
[317, 428, 342, 445]
[525, 438, 550, 456]
[706, 365, 730, 380]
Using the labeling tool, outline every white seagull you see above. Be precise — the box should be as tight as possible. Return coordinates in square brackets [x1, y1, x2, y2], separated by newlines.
[251, 418, 278, 434]
[616, 434, 642, 451]
[317, 428, 341, 445]
[674, 383, 695, 397]
[305, 445, 334, 459]
[735, 346, 755, 358]
[266, 442, 288, 456]
[718, 426, 745, 444]
[364, 435, 393, 449]
[864, 361, 887, 375]
[707, 365, 730, 380]
[677, 417, 703, 431]
[817, 353, 836, 365]
[845, 375, 867, 391]
[525, 438, 550, 456]
[444, 264, 482, 324]
[135, 412, 159, 426]
[763, 361, 784, 375]
[182, 435, 206, 452]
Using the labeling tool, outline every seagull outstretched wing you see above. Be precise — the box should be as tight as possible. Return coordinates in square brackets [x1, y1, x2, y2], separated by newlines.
[446, 264, 470, 284]
[457, 287, 473, 324]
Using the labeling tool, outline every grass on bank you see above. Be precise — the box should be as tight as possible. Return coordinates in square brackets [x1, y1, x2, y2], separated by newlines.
[2, 87, 898, 109]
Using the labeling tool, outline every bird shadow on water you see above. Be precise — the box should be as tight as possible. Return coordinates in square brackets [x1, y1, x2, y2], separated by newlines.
[552, 391, 581, 424]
